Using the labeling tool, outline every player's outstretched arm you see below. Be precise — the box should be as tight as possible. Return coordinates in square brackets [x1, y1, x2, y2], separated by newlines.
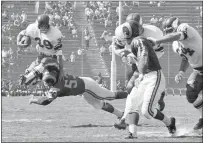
[149, 32, 184, 45]
[29, 95, 55, 106]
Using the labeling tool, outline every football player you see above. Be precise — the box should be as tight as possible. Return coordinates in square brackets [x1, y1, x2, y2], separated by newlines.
[148, 17, 203, 130]
[17, 14, 64, 82]
[113, 13, 165, 107]
[22, 57, 127, 119]
[117, 36, 176, 139]
[113, 14, 166, 130]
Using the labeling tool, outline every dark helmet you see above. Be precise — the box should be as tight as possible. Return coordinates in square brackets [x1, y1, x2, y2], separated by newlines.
[126, 13, 143, 25]
[37, 14, 50, 30]
[42, 60, 60, 87]
[162, 17, 180, 34]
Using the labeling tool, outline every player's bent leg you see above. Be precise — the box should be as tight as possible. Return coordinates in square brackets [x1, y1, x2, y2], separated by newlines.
[186, 71, 203, 130]
[141, 71, 176, 134]
[82, 93, 123, 118]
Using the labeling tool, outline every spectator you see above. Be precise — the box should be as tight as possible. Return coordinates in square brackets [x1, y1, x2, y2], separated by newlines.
[72, 26, 78, 38]
[96, 72, 104, 85]
[150, 15, 158, 26]
[132, 1, 140, 7]
[94, 8, 100, 20]
[45, 1, 53, 13]
[200, 7, 202, 17]
[2, 10, 9, 19]
[100, 30, 112, 42]
[104, 17, 112, 28]
[54, 12, 61, 25]
[10, 12, 16, 22]
[84, 27, 89, 35]
[20, 11, 27, 27]
[77, 48, 85, 56]
[62, 12, 70, 26]
[70, 52, 76, 63]
[149, 1, 157, 7]
[100, 44, 106, 57]
[84, 33, 92, 50]
[117, 80, 123, 91]
[158, 15, 166, 29]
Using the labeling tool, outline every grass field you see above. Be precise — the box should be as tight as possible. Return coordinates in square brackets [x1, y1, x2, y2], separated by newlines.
[2, 95, 202, 142]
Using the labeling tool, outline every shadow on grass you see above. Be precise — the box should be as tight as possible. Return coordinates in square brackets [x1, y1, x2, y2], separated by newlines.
[70, 124, 113, 128]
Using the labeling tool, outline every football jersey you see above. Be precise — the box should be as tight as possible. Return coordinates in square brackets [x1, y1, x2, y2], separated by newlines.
[52, 74, 85, 97]
[141, 24, 164, 58]
[131, 36, 161, 73]
[176, 23, 202, 68]
[25, 22, 63, 56]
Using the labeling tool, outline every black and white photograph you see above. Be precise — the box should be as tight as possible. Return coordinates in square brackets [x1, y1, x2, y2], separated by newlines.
[1, 0, 202, 142]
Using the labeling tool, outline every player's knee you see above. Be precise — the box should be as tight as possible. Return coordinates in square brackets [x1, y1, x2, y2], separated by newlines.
[141, 107, 152, 119]
[186, 84, 198, 104]
[193, 94, 203, 109]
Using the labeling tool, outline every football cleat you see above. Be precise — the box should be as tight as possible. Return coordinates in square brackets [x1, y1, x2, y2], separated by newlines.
[114, 119, 127, 130]
[193, 118, 203, 130]
[167, 117, 176, 134]
[125, 132, 137, 139]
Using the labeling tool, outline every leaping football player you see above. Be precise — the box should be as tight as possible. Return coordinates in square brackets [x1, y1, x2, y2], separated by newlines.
[148, 17, 203, 130]
[17, 14, 64, 83]
[21, 57, 127, 120]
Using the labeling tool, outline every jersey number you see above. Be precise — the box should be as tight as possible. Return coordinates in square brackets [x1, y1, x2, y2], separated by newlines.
[64, 80, 77, 88]
[35, 37, 53, 49]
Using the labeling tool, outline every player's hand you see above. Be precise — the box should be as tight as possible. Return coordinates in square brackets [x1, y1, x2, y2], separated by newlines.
[147, 37, 157, 47]
[134, 74, 144, 88]
[175, 71, 184, 83]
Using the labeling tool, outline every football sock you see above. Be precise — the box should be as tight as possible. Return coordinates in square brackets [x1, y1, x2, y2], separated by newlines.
[198, 107, 202, 118]
[129, 112, 139, 125]
[101, 102, 123, 118]
[162, 115, 171, 126]
[154, 109, 164, 120]
[154, 109, 171, 126]
[129, 124, 137, 137]
[115, 91, 128, 99]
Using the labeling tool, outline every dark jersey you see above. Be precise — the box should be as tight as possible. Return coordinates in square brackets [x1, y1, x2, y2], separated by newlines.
[131, 36, 161, 73]
[54, 74, 85, 97]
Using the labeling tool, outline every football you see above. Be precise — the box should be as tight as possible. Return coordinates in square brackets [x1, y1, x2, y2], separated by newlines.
[20, 35, 31, 48]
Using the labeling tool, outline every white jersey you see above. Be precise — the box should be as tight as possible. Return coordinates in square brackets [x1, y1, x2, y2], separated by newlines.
[25, 22, 63, 56]
[142, 24, 164, 58]
[177, 23, 202, 68]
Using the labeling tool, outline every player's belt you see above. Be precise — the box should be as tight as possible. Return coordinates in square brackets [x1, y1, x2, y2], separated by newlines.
[39, 52, 57, 58]
[194, 66, 203, 74]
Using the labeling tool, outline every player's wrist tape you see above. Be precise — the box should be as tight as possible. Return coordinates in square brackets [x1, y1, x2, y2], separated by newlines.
[179, 71, 184, 75]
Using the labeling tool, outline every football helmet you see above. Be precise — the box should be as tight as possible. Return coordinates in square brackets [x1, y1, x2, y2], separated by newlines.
[115, 21, 140, 45]
[162, 17, 181, 35]
[126, 13, 143, 26]
[37, 14, 50, 33]
[42, 65, 60, 87]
